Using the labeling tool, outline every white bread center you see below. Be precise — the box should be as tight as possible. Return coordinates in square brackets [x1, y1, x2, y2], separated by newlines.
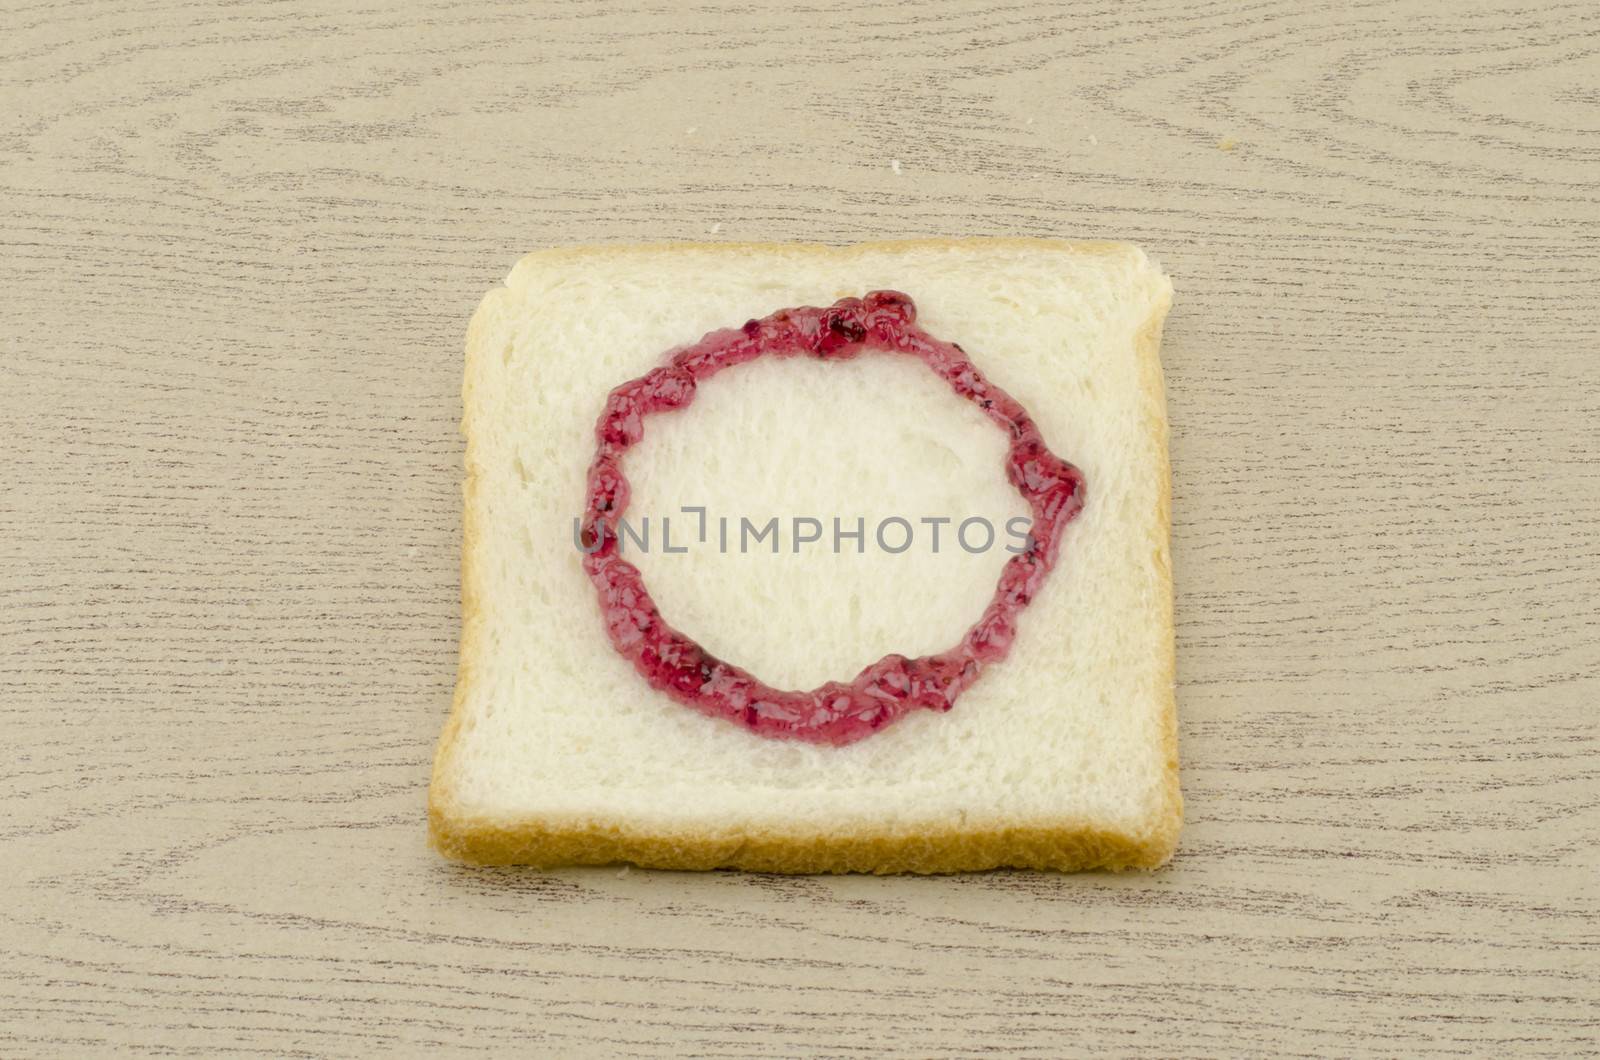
[625, 354, 1031, 690]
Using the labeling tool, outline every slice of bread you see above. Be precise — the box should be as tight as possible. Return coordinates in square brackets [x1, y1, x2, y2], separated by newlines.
[429, 239, 1179, 873]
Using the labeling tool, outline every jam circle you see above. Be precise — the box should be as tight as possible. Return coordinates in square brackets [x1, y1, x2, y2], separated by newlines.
[580, 291, 1085, 746]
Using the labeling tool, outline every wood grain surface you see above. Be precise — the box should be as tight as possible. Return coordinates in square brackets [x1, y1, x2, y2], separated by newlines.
[3, 0, 1597, 1055]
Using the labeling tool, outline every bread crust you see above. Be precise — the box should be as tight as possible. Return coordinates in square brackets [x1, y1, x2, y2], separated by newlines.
[1134, 277, 1184, 866]
[429, 810, 1171, 873]
[428, 238, 1180, 873]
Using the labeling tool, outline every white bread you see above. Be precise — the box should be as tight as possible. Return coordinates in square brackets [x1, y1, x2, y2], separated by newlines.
[429, 239, 1179, 872]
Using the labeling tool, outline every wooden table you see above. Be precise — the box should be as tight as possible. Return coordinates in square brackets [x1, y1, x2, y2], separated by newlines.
[4, 1, 1596, 1054]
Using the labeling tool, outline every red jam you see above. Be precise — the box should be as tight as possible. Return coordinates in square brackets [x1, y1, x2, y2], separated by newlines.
[580, 291, 1085, 745]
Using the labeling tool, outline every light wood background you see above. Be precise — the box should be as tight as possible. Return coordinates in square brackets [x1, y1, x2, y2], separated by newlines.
[3, 0, 1597, 1055]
